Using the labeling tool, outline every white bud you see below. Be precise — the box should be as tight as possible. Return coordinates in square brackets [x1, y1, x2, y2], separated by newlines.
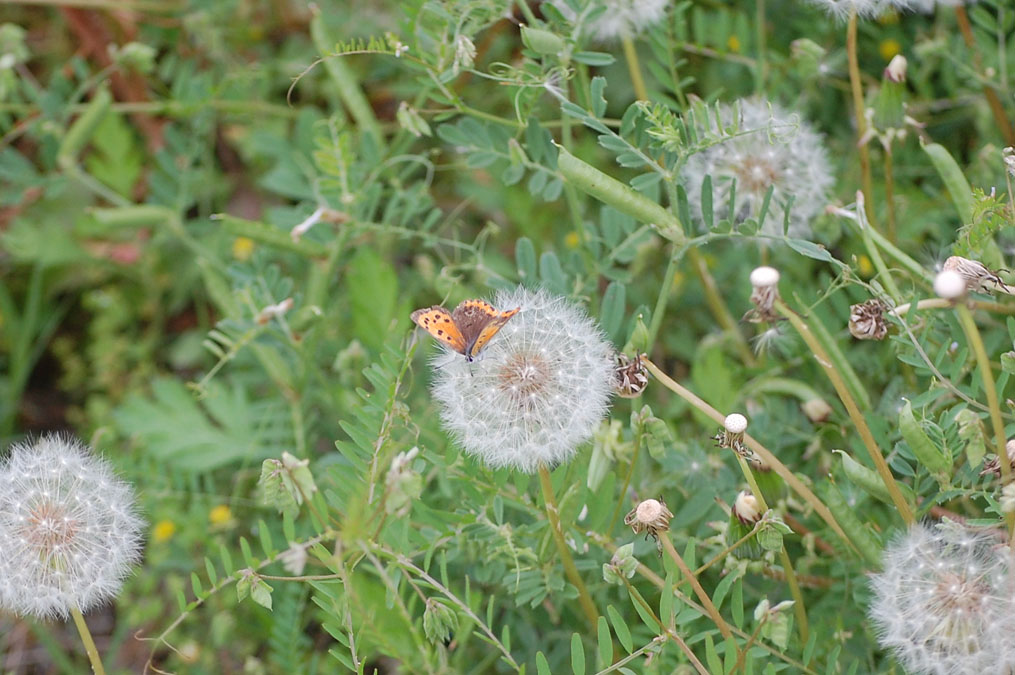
[750, 266, 780, 288]
[724, 413, 748, 434]
[933, 269, 966, 300]
[884, 55, 907, 83]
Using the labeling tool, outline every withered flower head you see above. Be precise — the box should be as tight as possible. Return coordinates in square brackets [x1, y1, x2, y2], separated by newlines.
[613, 353, 649, 399]
[849, 298, 889, 341]
[625, 498, 673, 543]
[745, 267, 781, 323]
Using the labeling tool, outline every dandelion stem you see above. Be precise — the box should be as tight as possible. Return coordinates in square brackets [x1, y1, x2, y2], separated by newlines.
[647, 250, 681, 346]
[954, 303, 1015, 542]
[71, 608, 106, 675]
[855, 194, 903, 304]
[846, 10, 877, 229]
[774, 301, 915, 525]
[640, 357, 860, 554]
[892, 297, 1015, 317]
[658, 535, 739, 652]
[621, 35, 649, 102]
[537, 464, 600, 628]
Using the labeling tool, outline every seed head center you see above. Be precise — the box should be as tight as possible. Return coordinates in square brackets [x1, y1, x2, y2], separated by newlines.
[22, 500, 79, 555]
[734, 155, 781, 194]
[497, 351, 553, 407]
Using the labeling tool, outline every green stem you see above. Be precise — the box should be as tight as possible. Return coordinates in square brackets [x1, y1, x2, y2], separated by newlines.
[855, 195, 902, 303]
[607, 434, 640, 536]
[537, 464, 599, 628]
[884, 149, 897, 243]
[647, 250, 682, 346]
[621, 36, 649, 102]
[846, 11, 877, 229]
[754, 0, 767, 93]
[955, 303, 1015, 541]
[71, 608, 106, 675]
[310, 12, 383, 147]
[775, 301, 914, 525]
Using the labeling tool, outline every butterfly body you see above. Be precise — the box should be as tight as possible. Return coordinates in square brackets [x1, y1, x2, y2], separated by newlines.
[411, 299, 520, 361]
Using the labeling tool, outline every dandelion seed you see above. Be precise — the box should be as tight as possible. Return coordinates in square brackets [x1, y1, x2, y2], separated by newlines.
[869, 521, 1015, 674]
[0, 434, 144, 619]
[680, 99, 834, 238]
[934, 269, 967, 300]
[551, 0, 671, 42]
[803, 0, 911, 21]
[429, 287, 614, 473]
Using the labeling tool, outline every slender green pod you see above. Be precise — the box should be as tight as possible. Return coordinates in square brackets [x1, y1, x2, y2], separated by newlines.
[822, 482, 882, 568]
[58, 86, 113, 166]
[556, 145, 687, 245]
[922, 142, 974, 223]
[899, 400, 951, 477]
[834, 449, 915, 508]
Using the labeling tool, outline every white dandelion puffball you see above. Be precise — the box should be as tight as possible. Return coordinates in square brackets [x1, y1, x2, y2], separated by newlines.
[0, 435, 144, 619]
[869, 521, 1015, 675]
[430, 287, 614, 473]
[552, 0, 671, 43]
[680, 98, 834, 238]
[802, 0, 911, 21]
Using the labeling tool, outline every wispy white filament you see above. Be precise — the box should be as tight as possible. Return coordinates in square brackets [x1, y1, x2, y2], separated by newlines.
[430, 287, 614, 473]
[552, 0, 671, 42]
[0, 435, 144, 619]
[680, 98, 834, 238]
[869, 521, 1015, 674]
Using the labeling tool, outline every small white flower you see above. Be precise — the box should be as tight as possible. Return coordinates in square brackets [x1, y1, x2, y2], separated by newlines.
[552, 0, 671, 43]
[869, 521, 1015, 675]
[680, 99, 834, 238]
[430, 287, 614, 473]
[803, 0, 911, 21]
[0, 435, 144, 619]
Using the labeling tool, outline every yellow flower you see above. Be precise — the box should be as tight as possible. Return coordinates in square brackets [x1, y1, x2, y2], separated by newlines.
[153, 520, 176, 543]
[857, 254, 875, 278]
[879, 39, 901, 62]
[209, 504, 233, 525]
[727, 35, 741, 53]
[232, 236, 255, 261]
[564, 231, 581, 248]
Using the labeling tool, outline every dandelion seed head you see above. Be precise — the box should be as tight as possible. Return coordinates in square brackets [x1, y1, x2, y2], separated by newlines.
[869, 521, 1015, 674]
[0, 434, 144, 620]
[680, 98, 834, 238]
[803, 0, 911, 21]
[552, 0, 671, 43]
[430, 287, 614, 473]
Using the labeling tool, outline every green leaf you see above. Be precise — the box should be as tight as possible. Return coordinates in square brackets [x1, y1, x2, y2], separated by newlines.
[600, 281, 626, 342]
[539, 251, 567, 294]
[347, 247, 399, 350]
[517, 237, 538, 284]
[536, 652, 552, 675]
[571, 633, 586, 675]
[607, 605, 633, 654]
[573, 51, 616, 66]
[596, 616, 612, 669]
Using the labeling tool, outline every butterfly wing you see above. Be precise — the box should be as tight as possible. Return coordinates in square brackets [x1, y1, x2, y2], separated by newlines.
[451, 300, 520, 358]
[411, 306, 467, 354]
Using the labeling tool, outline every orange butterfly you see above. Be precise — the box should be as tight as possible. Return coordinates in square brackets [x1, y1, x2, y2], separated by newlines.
[411, 299, 520, 361]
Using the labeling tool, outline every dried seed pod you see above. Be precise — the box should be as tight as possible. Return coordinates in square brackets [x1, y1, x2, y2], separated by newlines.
[849, 298, 889, 341]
